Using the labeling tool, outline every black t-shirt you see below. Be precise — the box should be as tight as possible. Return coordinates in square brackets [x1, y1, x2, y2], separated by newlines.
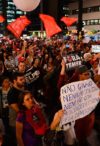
[25, 67, 41, 85]
[25, 67, 42, 99]
[7, 87, 22, 105]
[7, 86, 23, 127]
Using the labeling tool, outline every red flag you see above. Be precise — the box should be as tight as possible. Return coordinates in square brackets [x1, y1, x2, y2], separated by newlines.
[7, 16, 31, 38]
[0, 15, 5, 23]
[39, 14, 62, 37]
[61, 17, 78, 27]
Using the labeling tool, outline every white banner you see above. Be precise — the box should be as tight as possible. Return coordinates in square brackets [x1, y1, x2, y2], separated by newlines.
[60, 79, 100, 126]
[92, 45, 100, 53]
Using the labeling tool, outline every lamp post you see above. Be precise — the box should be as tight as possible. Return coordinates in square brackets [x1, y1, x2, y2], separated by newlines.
[40, 0, 43, 37]
[77, 0, 83, 36]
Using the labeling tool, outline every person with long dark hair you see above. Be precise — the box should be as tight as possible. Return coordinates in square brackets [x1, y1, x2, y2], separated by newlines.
[16, 90, 48, 146]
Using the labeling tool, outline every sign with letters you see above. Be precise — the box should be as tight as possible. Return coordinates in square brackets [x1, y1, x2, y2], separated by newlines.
[63, 53, 83, 70]
[25, 69, 40, 84]
[60, 79, 100, 125]
[92, 45, 100, 53]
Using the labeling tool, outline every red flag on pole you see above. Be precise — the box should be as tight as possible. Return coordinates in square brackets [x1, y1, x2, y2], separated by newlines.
[39, 14, 62, 37]
[61, 17, 78, 27]
[7, 16, 31, 38]
[0, 15, 5, 23]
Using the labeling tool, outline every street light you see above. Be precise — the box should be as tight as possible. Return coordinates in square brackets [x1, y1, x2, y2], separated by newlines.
[40, 0, 44, 37]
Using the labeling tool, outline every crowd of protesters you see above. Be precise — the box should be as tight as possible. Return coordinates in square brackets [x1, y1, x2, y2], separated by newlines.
[0, 34, 100, 146]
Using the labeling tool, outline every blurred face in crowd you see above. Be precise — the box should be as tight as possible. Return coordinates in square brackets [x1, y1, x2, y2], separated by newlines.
[2, 78, 11, 89]
[33, 58, 40, 68]
[48, 57, 53, 64]
[14, 76, 25, 89]
[3, 52, 7, 59]
[79, 71, 90, 81]
[44, 54, 49, 60]
[0, 61, 4, 74]
[92, 60, 98, 69]
[18, 62, 26, 73]
[47, 63, 54, 73]
[7, 55, 12, 60]
[94, 75, 100, 88]
[95, 81, 100, 88]
[22, 93, 34, 109]
[28, 46, 34, 55]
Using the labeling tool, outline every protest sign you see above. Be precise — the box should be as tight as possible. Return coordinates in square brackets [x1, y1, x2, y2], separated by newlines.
[82, 36, 91, 43]
[60, 79, 100, 126]
[63, 53, 83, 70]
[92, 45, 100, 53]
[25, 68, 40, 84]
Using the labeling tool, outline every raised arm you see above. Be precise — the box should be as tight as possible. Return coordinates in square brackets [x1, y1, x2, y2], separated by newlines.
[50, 109, 64, 130]
[57, 59, 68, 91]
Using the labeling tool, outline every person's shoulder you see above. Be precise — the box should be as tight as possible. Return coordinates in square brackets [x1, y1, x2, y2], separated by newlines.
[16, 111, 25, 123]
[0, 118, 5, 136]
[26, 66, 33, 73]
[7, 86, 20, 103]
[8, 86, 19, 94]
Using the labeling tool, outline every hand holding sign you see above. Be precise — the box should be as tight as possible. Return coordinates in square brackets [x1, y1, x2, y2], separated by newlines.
[93, 53, 100, 61]
[50, 109, 64, 130]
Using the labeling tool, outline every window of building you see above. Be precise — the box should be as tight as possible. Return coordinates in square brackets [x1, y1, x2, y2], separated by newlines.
[7, 6, 15, 10]
[87, 7, 92, 12]
[72, 9, 78, 15]
[16, 11, 23, 14]
[94, 19, 99, 25]
[84, 19, 99, 25]
[7, 19, 15, 23]
[8, 2, 14, 5]
[63, 6, 70, 15]
[83, 20, 86, 26]
[0, 11, 2, 14]
[90, 20, 94, 25]
[0, 7, 2, 10]
[7, 10, 15, 14]
[93, 6, 99, 12]
[72, 5, 100, 14]
[87, 20, 90, 25]
[83, 8, 87, 13]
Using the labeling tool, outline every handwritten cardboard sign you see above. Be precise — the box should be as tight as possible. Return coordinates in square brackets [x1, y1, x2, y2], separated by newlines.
[60, 79, 100, 125]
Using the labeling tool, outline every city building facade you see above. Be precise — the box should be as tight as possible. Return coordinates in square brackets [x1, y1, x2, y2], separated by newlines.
[0, 0, 25, 23]
[63, 0, 100, 31]
[0, 0, 25, 33]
